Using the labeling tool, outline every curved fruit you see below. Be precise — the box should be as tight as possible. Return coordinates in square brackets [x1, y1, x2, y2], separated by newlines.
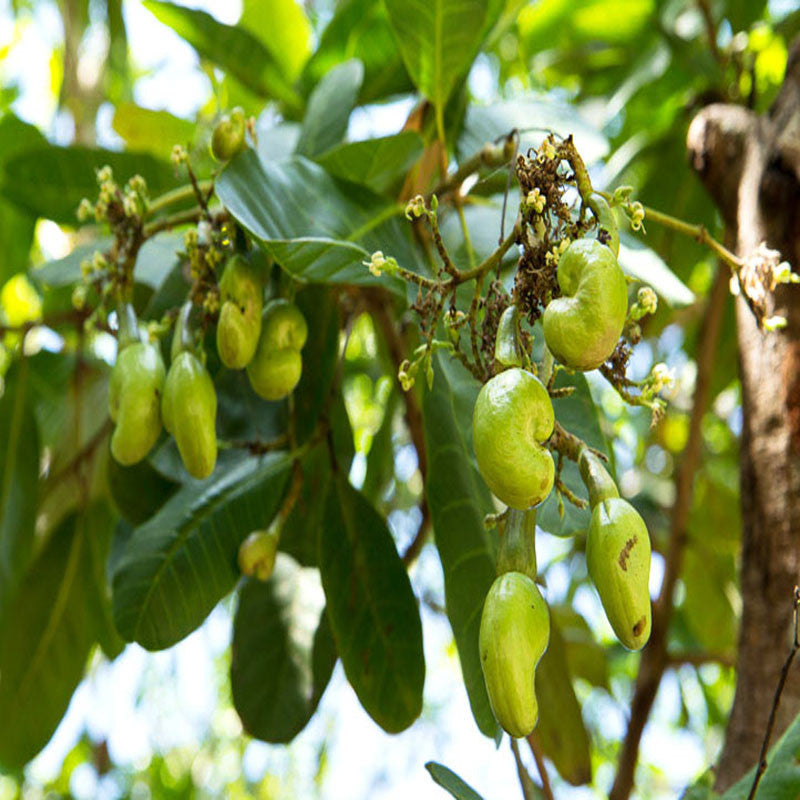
[162, 351, 217, 479]
[577, 447, 619, 508]
[586, 497, 652, 650]
[542, 239, 628, 371]
[495, 305, 524, 369]
[216, 255, 263, 369]
[211, 107, 245, 161]
[238, 529, 279, 581]
[108, 341, 165, 466]
[247, 299, 308, 401]
[480, 571, 550, 737]
[472, 368, 555, 509]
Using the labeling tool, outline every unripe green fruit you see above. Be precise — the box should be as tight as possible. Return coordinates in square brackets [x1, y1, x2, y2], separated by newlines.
[479, 572, 550, 737]
[586, 497, 652, 650]
[162, 351, 217, 479]
[238, 529, 279, 581]
[495, 305, 523, 368]
[216, 255, 262, 369]
[211, 107, 245, 161]
[472, 368, 555, 509]
[108, 342, 165, 466]
[247, 299, 308, 401]
[542, 239, 628, 371]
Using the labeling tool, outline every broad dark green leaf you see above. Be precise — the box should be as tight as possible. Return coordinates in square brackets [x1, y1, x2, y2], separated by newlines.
[302, 0, 413, 104]
[536, 613, 592, 786]
[0, 361, 39, 623]
[362, 389, 398, 503]
[422, 353, 499, 738]
[551, 605, 609, 689]
[143, 1, 302, 112]
[317, 132, 424, 194]
[107, 452, 180, 526]
[112, 103, 196, 160]
[0, 509, 105, 770]
[112, 453, 292, 650]
[319, 474, 425, 732]
[240, 0, 312, 81]
[231, 555, 335, 743]
[0, 202, 35, 284]
[425, 762, 486, 800]
[216, 150, 417, 294]
[383, 0, 488, 110]
[296, 60, 363, 158]
[1, 146, 177, 224]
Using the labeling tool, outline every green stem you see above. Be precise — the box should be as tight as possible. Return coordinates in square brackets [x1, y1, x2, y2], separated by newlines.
[497, 507, 537, 579]
[147, 181, 213, 217]
[143, 207, 204, 238]
[458, 223, 519, 283]
[578, 447, 619, 508]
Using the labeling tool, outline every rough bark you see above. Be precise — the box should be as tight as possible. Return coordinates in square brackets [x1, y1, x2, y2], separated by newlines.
[687, 37, 800, 791]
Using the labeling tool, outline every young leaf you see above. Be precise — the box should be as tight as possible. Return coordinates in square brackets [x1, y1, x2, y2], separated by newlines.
[319, 474, 425, 733]
[296, 60, 364, 158]
[422, 353, 499, 739]
[112, 103, 196, 161]
[425, 762, 486, 800]
[231, 555, 335, 743]
[0, 362, 39, 624]
[112, 454, 292, 650]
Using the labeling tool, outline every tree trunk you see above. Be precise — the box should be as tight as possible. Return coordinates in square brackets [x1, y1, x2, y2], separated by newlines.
[687, 38, 800, 791]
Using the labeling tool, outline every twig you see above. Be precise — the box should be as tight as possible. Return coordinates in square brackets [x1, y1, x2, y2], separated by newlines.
[526, 733, 555, 800]
[609, 265, 729, 800]
[147, 181, 214, 217]
[509, 738, 542, 800]
[224, 433, 290, 455]
[696, 0, 724, 70]
[430, 138, 515, 199]
[402, 498, 430, 566]
[746, 587, 800, 800]
[142, 207, 205, 238]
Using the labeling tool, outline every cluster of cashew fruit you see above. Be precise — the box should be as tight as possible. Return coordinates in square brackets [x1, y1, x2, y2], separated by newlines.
[107, 253, 307, 483]
[473, 196, 652, 739]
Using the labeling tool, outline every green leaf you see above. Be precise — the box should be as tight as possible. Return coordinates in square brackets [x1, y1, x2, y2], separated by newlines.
[362, 389, 398, 503]
[107, 453, 180, 526]
[551, 605, 609, 689]
[303, 0, 413, 104]
[425, 762, 486, 800]
[618, 235, 695, 308]
[0, 510, 103, 770]
[1, 146, 177, 224]
[143, 1, 302, 112]
[458, 96, 609, 167]
[296, 60, 363, 158]
[383, 0, 489, 110]
[112, 103, 196, 161]
[422, 353, 499, 738]
[319, 474, 425, 732]
[112, 453, 292, 650]
[216, 151, 418, 294]
[231, 555, 335, 743]
[317, 132, 424, 194]
[0, 361, 39, 623]
[240, 0, 312, 81]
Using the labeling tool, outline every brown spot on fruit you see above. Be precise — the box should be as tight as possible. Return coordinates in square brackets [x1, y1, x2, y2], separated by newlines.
[632, 616, 646, 637]
[618, 535, 638, 571]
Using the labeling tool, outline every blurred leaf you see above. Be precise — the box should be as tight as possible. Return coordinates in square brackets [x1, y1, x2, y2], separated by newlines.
[426, 762, 486, 800]
[112, 103, 195, 160]
[0, 361, 39, 623]
[0, 509, 106, 770]
[231, 555, 335, 742]
[255, 119, 301, 163]
[0, 204, 35, 284]
[216, 151, 418, 295]
[458, 96, 609, 166]
[535, 611, 592, 786]
[303, 0, 413, 104]
[143, 1, 302, 112]
[240, 0, 312, 81]
[725, 0, 768, 31]
[317, 132, 424, 194]
[319, 474, 425, 732]
[362, 389, 397, 503]
[383, 0, 488, 110]
[1, 146, 177, 224]
[618, 235, 695, 308]
[422, 353, 499, 738]
[107, 452, 180, 526]
[537, 367, 610, 536]
[551, 604, 609, 689]
[296, 60, 363, 158]
[112, 453, 292, 650]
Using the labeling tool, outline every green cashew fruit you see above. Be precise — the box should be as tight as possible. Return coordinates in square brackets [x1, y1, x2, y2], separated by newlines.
[586, 497, 652, 650]
[238, 528, 279, 581]
[587, 192, 619, 257]
[495, 305, 524, 369]
[479, 571, 550, 737]
[162, 351, 218, 479]
[216, 255, 263, 369]
[472, 368, 555, 509]
[108, 340, 165, 466]
[542, 238, 628, 371]
[247, 299, 308, 401]
[211, 107, 245, 161]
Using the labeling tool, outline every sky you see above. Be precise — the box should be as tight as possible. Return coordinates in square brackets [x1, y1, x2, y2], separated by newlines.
[0, 1, 731, 798]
